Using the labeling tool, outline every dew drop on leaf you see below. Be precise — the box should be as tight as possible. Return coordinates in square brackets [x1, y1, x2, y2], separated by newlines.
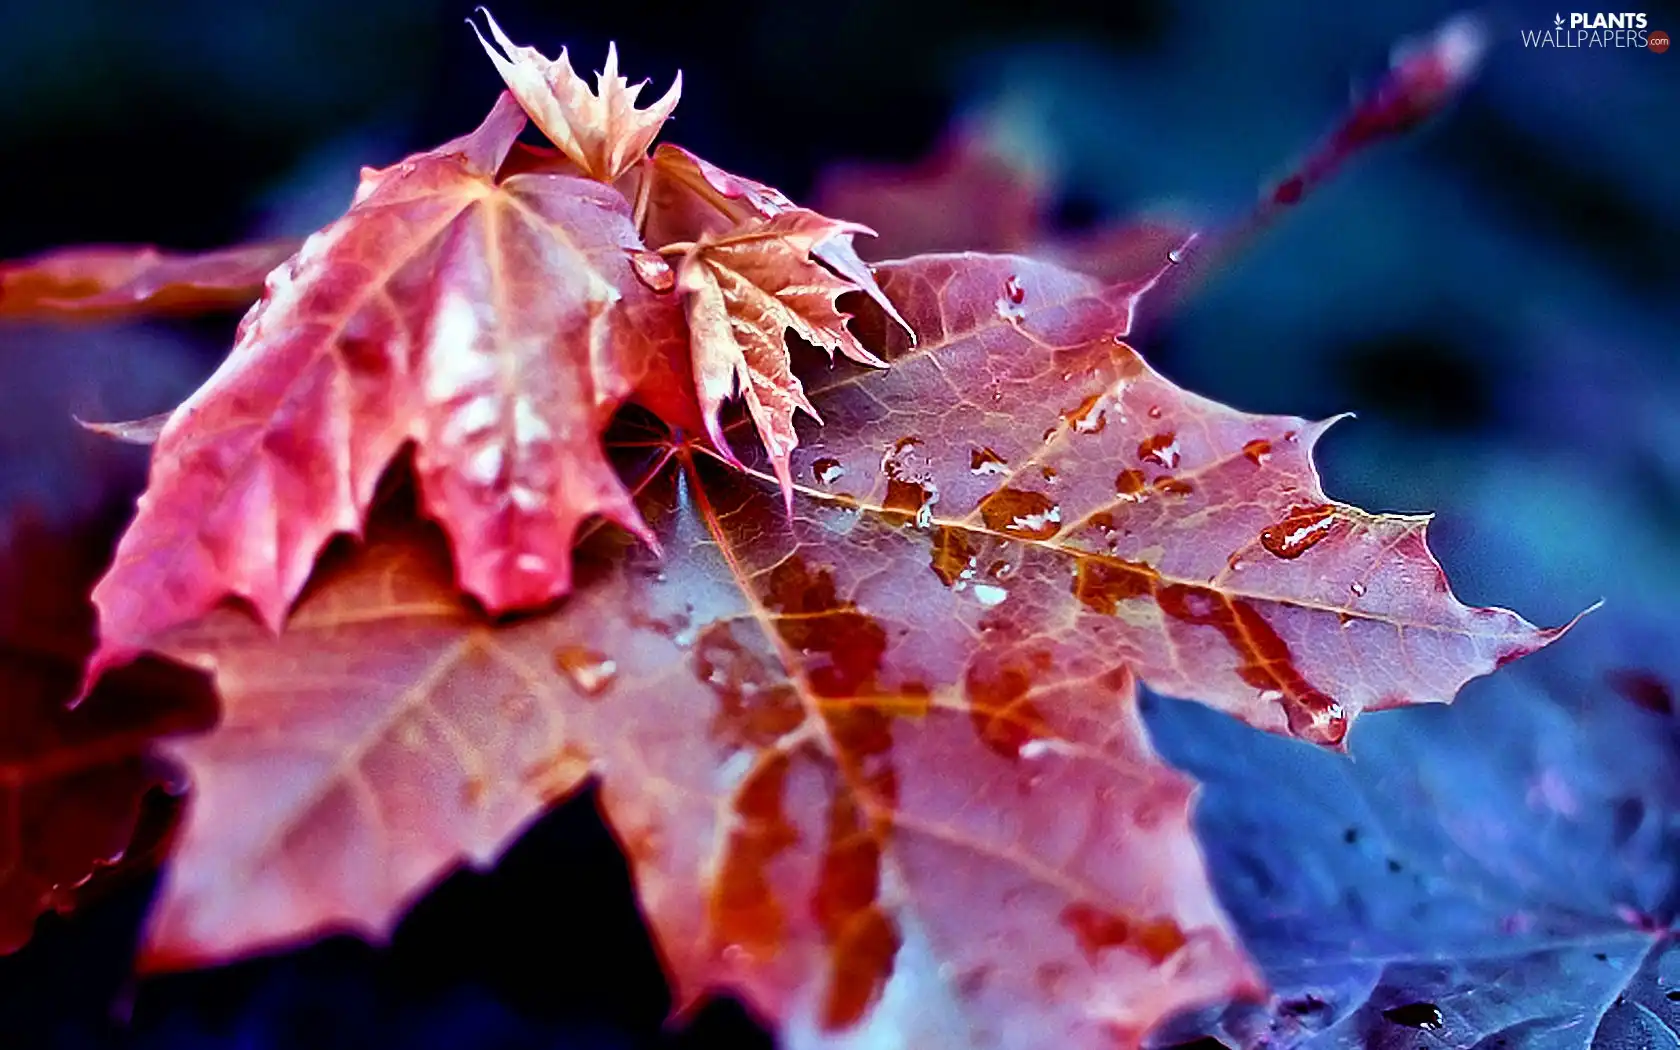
[1147, 405, 1163, 420]
[553, 646, 618, 699]
[995, 291, 1027, 324]
[1259, 504, 1337, 559]
[972, 583, 1009, 607]
[1243, 438, 1273, 466]
[979, 487, 1062, 539]
[1153, 477, 1194, 499]
[882, 437, 938, 528]
[1381, 1002, 1444, 1031]
[970, 447, 1010, 475]
[1003, 274, 1026, 304]
[812, 457, 845, 485]
[1349, 581, 1367, 597]
[1137, 432, 1181, 469]
[1291, 700, 1349, 747]
[929, 526, 978, 587]
[628, 249, 676, 293]
[1115, 469, 1147, 499]
[1065, 392, 1109, 435]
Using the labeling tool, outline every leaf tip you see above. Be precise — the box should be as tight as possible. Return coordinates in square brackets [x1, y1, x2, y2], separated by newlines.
[74, 410, 173, 446]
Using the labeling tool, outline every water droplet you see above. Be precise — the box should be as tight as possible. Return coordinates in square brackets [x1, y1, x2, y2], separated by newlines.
[979, 487, 1062, 539]
[1259, 505, 1337, 559]
[1349, 581, 1367, 597]
[1152, 476, 1194, 499]
[972, 583, 1009, 607]
[970, 447, 1009, 475]
[1064, 392, 1109, 435]
[812, 457, 845, 484]
[1073, 558, 1158, 616]
[1242, 438, 1272, 466]
[1146, 405, 1163, 420]
[1115, 469, 1147, 499]
[1381, 1003, 1443, 1031]
[882, 437, 938, 528]
[1292, 700, 1349, 747]
[995, 291, 1027, 324]
[1167, 247, 1185, 265]
[1003, 274, 1026, 304]
[929, 526, 977, 587]
[1226, 554, 1246, 572]
[1018, 737, 1067, 759]
[628, 249, 676, 293]
[1137, 432, 1180, 469]
[1040, 465, 1058, 482]
[554, 647, 618, 698]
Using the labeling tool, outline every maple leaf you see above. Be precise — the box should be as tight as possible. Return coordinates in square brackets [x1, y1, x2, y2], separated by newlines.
[80, 92, 697, 690]
[472, 9, 680, 183]
[671, 209, 886, 499]
[0, 241, 297, 321]
[636, 144, 908, 334]
[126, 250, 1565, 1047]
[1147, 672, 1680, 1050]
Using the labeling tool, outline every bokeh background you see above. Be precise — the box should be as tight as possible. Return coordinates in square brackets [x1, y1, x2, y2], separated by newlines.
[1, 0, 1675, 1047]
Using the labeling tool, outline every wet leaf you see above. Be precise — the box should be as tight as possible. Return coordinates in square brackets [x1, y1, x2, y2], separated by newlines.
[84, 92, 693, 687]
[636, 143, 907, 332]
[672, 210, 885, 498]
[124, 250, 1561, 1047]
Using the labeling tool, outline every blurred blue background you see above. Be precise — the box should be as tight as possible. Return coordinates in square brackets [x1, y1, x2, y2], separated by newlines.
[0, 0, 1674, 1047]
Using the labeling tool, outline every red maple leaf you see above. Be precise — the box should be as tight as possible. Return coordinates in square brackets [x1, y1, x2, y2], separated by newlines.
[125, 251, 1565, 1046]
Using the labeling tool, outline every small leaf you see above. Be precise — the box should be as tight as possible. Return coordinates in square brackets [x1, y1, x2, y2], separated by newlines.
[472, 8, 680, 183]
[640, 144, 910, 337]
[672, 210, 885, 501]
